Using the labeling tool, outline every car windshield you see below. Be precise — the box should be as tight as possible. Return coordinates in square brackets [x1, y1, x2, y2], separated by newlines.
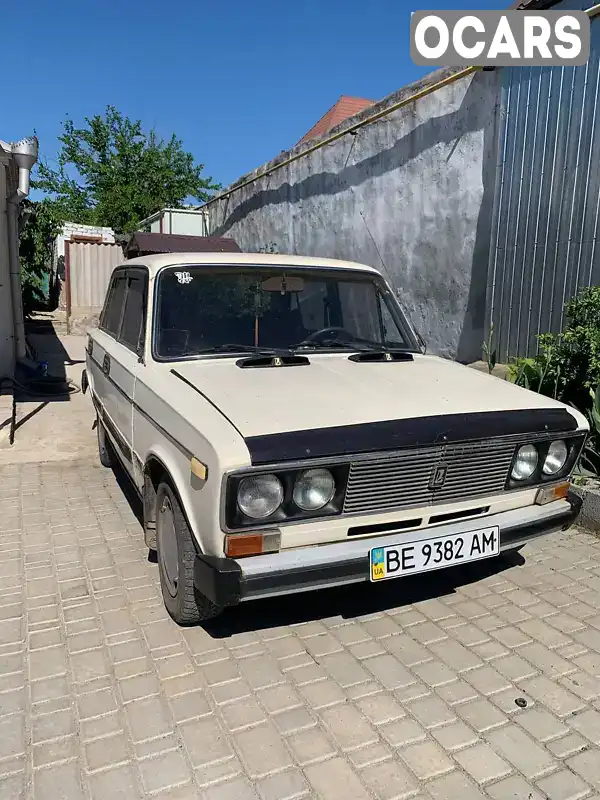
[154, 266, 417, 359]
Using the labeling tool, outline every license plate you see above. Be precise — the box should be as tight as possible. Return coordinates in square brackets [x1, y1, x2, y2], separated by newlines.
[370, 526, 500, 582]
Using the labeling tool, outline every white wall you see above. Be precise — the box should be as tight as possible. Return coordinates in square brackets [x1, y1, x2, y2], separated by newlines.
[55, 222, 115, 259]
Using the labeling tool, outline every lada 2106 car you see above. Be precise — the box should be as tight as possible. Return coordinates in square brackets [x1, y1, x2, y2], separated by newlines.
[83, 253, 588, 624]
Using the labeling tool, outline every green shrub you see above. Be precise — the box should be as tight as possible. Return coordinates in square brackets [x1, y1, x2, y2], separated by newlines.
[510, 287, 600, 410]
[508, 333, 561, 399]
[19, 199, 62, 317]
[509, 286, 600, 476]
[577, 386, 600, 477]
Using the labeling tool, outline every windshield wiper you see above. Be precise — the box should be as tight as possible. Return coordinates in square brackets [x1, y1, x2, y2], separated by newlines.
[293, 339, 416, 355]
[196, 343, 293, 356]
[292, 337, 390, 353]
[293, 342, 369, 352]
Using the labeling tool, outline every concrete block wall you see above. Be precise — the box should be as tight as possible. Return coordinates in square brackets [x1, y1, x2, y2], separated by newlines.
[208, 67, 501, 362]
[56, 222, 115, 259]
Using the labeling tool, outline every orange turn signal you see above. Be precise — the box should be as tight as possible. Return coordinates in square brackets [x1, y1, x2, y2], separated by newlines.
[225, 531, 281, 558]
[190, 457, 207, 481]
[535, 481, 570, 505]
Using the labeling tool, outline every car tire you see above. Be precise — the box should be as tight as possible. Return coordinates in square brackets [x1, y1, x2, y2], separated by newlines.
[155, 481, 223, 625]
[97, 419, 114, 468]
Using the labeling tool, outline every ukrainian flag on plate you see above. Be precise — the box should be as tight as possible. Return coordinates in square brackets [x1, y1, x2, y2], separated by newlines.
[371, 548, 385, 581]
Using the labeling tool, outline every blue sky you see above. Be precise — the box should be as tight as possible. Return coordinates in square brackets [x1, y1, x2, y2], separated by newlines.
[5, 0, 508, 193]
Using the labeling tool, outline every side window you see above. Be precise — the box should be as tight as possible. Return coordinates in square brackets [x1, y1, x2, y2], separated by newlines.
[100, 273, 127, 337]
[337, 283, 381, 341]
[99, 281, 114, 330]
[119, 272, 148, 352]
[379, 295, 407, 347]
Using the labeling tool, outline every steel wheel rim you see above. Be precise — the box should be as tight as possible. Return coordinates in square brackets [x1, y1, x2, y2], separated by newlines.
[157, 496, 179, 598]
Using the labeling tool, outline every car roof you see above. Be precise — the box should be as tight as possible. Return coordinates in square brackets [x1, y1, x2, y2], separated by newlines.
[119, 252, 382, 278]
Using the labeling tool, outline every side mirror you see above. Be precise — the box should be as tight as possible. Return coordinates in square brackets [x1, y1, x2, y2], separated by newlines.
[417, 332, 427, 354]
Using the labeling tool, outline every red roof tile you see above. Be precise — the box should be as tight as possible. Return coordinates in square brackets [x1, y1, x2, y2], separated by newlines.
[298, 96, 376, 144]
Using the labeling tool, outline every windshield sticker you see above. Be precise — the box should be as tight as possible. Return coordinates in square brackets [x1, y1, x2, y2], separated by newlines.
[174, 271, 193, 284]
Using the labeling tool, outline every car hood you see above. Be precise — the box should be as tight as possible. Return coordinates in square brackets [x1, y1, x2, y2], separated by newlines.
[171, 353, 584, 438]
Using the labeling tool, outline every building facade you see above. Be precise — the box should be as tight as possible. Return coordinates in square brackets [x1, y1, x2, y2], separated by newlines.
[138, 207, 209, 237]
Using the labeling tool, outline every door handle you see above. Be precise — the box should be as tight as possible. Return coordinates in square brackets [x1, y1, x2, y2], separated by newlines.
[102, 354, 111, 376]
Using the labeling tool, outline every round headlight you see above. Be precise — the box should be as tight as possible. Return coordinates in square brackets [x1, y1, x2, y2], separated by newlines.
[511, 444, 538, 480]
[293, 469, 335, 511]
[543, 439, 568, 475]
[237, 474, 283, 519]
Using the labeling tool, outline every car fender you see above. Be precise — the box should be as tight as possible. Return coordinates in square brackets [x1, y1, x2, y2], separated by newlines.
[142, 441, 214, 555]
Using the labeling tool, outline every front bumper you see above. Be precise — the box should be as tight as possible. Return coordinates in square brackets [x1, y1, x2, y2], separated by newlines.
[194, 493, 582, 609]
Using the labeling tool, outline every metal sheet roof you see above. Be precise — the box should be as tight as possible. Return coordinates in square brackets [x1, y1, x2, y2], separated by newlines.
[124, 232, 241, 258]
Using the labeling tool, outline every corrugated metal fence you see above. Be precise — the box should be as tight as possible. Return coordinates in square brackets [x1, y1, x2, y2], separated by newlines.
[66, 241, 123, 315]
[488, 14, 600, 360]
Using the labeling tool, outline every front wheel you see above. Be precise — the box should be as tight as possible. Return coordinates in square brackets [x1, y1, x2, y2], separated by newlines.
[155, 481, 223, 625]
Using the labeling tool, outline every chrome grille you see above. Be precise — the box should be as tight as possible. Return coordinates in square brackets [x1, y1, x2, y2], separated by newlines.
[343, 439, 517, 515]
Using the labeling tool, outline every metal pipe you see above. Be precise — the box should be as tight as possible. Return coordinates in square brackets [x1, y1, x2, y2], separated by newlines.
[65, 239, 71, 335]
[587, 3, 600, 18]
[6, 201, 26, 361]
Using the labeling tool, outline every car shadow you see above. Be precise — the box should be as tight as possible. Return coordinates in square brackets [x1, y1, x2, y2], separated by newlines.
[203, 549, 525, 639]
[109, 455, 145, 528]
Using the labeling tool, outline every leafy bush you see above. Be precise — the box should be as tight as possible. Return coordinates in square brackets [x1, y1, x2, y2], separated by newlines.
[508, 333, 561, 399]
[509, 287, 600, 410]
[509, 286, 600, 475]
[19, 199, 62, 317]
[577, 386, 600, 477]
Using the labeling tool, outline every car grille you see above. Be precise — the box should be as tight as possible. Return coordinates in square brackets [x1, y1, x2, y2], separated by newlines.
[343, 439, 518, 515]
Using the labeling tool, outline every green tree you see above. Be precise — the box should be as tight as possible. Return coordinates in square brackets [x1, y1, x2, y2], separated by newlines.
[18, 199, 62, 316]
[35, 106, 219, 233]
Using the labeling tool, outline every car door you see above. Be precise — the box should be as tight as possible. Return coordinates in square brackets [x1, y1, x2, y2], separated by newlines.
[102, 267, 148, 478]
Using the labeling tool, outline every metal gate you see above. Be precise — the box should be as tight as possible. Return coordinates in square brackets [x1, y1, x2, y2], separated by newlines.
[65, 241, 123, 318]
[487, 15, 600, 360]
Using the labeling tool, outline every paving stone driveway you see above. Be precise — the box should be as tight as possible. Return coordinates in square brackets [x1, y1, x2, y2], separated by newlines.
[2, 460, 600, 800]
